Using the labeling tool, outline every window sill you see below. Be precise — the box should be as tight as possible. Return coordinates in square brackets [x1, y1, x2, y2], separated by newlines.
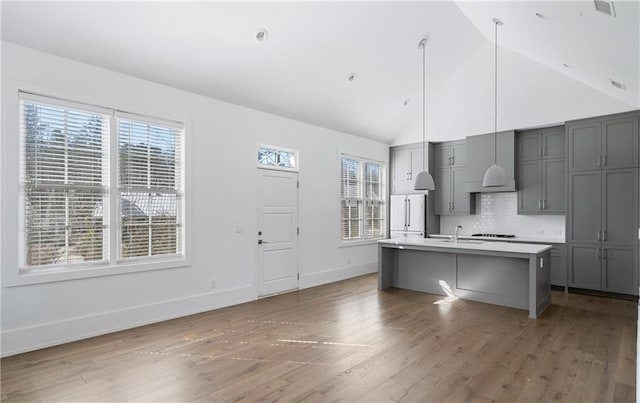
[6, 257, 190, 287]
[338, 238, 383, 248]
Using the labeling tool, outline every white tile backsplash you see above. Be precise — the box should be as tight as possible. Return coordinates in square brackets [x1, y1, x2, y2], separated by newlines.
[439, 192, 565, 239]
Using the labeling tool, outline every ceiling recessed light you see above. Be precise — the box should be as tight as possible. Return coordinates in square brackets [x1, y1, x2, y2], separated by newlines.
[346, 73, 357, 83]
[402, 99, 410, 107]
[255, 28, 268, 42]
[534, 11, 548, 20]
[610, 79, 626, 91]
[562, 63, 572, 69]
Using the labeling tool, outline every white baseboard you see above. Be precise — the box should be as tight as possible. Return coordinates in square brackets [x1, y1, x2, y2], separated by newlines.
[300, 262, 377, 289]
[1, 285, 256, 357]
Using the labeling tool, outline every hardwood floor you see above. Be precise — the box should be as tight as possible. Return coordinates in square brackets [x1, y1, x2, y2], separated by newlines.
[1, 273, 637, 402]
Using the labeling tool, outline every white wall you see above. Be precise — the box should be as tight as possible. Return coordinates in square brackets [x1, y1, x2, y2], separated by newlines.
[395, 39, 637, 145]
[0, 42, 388, 356]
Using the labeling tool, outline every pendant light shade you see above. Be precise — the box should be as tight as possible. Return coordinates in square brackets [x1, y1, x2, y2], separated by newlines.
[414, 37, 435, 192]
[482, 163, 508, 187]
[482, 18, 508, 188]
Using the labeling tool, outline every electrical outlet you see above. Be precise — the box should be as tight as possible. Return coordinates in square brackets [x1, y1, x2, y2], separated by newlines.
[210, 280, 216, 289]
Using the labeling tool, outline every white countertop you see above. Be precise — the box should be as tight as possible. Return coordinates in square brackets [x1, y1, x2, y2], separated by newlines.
[428, 234, 565, 244]
[379, 238, 553, 255]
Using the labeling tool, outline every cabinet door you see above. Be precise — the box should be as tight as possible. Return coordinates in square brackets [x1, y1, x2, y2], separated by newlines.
[542, 158, 565, 213]
[410, 146, 425, 178]
[602, 115, 639, 169]
[567, 122, 601, 171]
[542, 129, 565, 159]
[406, 194, 426, 233]
[518, 132, 541, 162]
[603, 169, 638, 246]
[451, 142, 466, 166]
[433, 144, 451, 169]
[517, 161, 542, 213]
[433, 169, 450, 215]
[391, 148, 411, 195]
[602, 246, 637, 295]
[568, 244, 601, 290]
[567, 171, 601, 244]
[550, 246, 567, 287]
[451, 166, 470, 214]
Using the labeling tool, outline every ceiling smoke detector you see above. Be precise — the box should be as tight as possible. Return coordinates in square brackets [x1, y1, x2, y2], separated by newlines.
[255, 28, 269, 42]
[594, 0, 616, 17]
[610, 79, 626, 91]
[346, 73, 357, 83]
[534, 12, 548, 20]
[402, 99, 410, 107]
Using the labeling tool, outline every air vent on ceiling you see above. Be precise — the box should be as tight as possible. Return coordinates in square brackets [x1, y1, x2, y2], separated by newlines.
[610, 79, 626, 91]
[594, 0, 616, 17]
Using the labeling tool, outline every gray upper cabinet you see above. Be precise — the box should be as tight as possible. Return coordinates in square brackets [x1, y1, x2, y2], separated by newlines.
[567, 112, 639, 172]
[433, 140, 474, 215]
[465, 131, 516, 192]
[433, 141, 465, 169]
[517, 126, 565, 214]
[390, 143, 425, 195]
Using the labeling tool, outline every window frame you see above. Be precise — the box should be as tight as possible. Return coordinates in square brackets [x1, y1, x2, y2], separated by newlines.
[338, 153, 386, 246]
[256, 144, 299, 172]
[11, 91, 189, 286]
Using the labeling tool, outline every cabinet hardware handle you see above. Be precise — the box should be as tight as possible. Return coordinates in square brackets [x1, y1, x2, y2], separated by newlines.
[451, 202, 454, 210]
[448, 157, 452, 165]
[451, 156, 455, 165]
[596, 156, 601, 167]
[407, 199, 411, 227]
[543, 146, 546, 157]
[539, 147, 543, 157]
[542, 200, 546, 209]
[603, 155, 607, 167]
[602, 230, 606, 241]
[404, 198, 408, 228]
[597, 230, 601, 241]
[538, 200, 541, 210]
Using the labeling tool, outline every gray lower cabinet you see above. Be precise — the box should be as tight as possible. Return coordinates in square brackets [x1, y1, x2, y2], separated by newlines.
[567, 168, 638, 295]
[390, 143, 424, 195]
[550, 244, 567, 288]
[433, 166, 475, 215]
[517, 126, 565, 214]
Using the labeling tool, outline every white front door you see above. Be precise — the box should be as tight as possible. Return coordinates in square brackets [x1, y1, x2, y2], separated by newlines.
[257, 169, 299, 296]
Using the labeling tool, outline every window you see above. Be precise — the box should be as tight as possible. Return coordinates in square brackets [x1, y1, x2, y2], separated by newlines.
[257, 145, 298, 171]
[340, 155, 385, 241]
[19, 93, 184, 272]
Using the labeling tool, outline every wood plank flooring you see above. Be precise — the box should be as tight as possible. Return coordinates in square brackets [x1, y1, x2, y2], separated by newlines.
[1, 273, 637, 402]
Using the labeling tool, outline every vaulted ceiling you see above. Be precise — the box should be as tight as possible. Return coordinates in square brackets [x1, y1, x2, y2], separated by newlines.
[2, 1, 638, 144]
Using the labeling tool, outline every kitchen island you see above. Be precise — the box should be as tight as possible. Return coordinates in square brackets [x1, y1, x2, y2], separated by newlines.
[378, 238, 552, 318]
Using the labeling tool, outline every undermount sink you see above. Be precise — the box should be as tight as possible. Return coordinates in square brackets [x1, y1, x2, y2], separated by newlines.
[438, 239, 484, 244]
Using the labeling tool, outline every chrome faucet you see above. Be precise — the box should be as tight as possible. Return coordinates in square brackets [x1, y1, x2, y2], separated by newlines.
[454, 225, 463, 244]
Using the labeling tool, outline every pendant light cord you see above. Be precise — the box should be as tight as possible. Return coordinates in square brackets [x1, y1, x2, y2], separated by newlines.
[494, 19, 498, 165]
[422, 41, 426, 172]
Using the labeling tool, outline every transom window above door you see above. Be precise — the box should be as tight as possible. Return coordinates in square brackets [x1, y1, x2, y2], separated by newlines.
[257, 145, 298, 171]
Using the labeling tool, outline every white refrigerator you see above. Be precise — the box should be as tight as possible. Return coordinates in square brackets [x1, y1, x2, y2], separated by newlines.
[390, 194, 426, 239]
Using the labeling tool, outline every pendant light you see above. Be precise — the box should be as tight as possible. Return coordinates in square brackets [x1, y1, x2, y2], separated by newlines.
[482, 18, 508, 187]
[413, 37, 435, 191]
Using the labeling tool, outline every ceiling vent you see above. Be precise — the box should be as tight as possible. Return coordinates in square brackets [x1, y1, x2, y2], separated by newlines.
[594, 0, 616, 17]
[610, 79, 626, 91]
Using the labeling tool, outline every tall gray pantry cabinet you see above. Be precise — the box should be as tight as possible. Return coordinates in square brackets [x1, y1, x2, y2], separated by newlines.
[566, 112, 640, 295]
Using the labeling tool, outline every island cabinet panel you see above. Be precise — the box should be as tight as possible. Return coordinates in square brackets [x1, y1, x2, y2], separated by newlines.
[457, 255, 528, 310]
[394, 250, 455, 295]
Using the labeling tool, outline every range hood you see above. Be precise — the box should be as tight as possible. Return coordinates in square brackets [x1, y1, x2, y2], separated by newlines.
[465, 130, 516, 193]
